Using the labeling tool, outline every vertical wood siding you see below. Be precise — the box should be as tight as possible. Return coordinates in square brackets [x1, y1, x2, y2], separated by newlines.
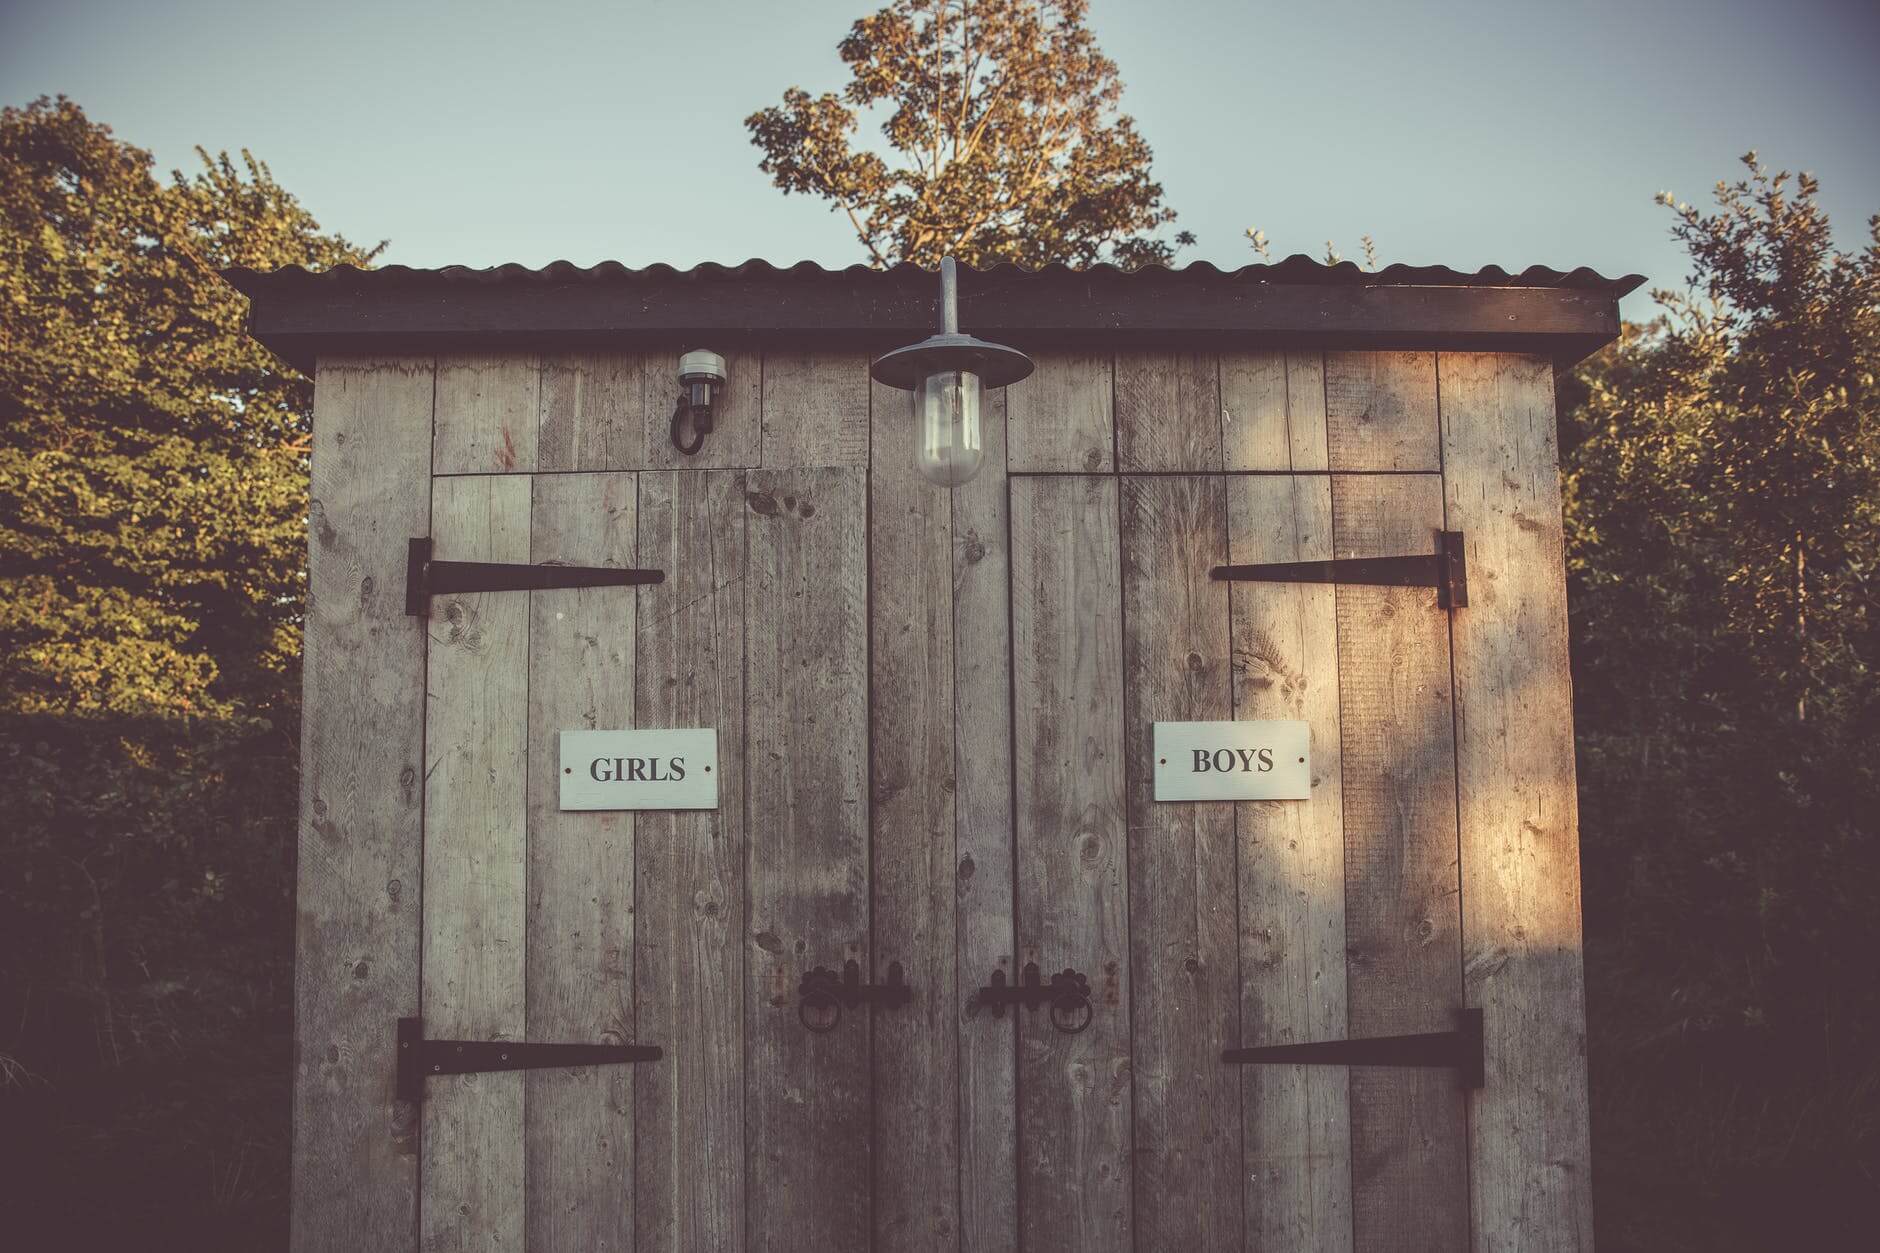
[952, 390, 1019, 1252]
[634, 469, 749, 1252]
[869, 378, 962, 1249]
[292, 357, 432, 1253]
[1229, 471, 1353, 1251]
[422, 471, 533, 1251]
[295, 346, 1590, 1252]
[1010, 475, 1134, 1252]
[524, 472, 639, 1250]
[1440, 354, 1594, 1251]
[1331, 472, 1469, 1252]
[1118, 474, 1240, 1251]
[1006, 351, 1115, 473]
[537, 354, 645, 474]
[433, 353, 541, 475]
[744, 466, 872, 1251]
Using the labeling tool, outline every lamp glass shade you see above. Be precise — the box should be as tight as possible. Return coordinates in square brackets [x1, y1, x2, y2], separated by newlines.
[914, 368, 984, 487]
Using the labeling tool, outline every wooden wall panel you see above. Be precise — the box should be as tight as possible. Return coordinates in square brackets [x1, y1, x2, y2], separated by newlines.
[1439, 354, 1593, 1251]
[1010, 475, 1133, 1252]
[1115, 351, 1221, 472]
[1119, 475, 1240, 1251]
[1332, 472, 1468, 1251]
[869, 379, 961, 1249]
[1227, 474, 1352, 1250]
[523, 472, 638, 1250]
[1005, 351, 1114, 472]
[292, 358, 433, 1253]
[744, 466, 871, 1252]
[434, 353, 541, 475]
[641, 349, 763, 471]
[634, 470, 749, 1252]
[760, 352, 869, 468]
[1221, 351, 1329, 472]
[952, 390, 1018, 1252]
[421, 473, 532, 1252]
[1324, 351, 1439, 472]
[538, 353, 644, 473]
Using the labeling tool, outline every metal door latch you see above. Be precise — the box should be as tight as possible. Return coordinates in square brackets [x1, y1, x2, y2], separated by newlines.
[1211, 529, 1468, 610]
[396, 1016, 662, 1109]
[797, 960, 913, 1032]
[1220, 1007, 1484, 1088]
[405, 536, 664, 617]
[972, 962, 1093, 1035]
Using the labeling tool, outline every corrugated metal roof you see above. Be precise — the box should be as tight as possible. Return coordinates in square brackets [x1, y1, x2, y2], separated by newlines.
[220, 254, 1645, 296]
[220, 254, 1642, 372]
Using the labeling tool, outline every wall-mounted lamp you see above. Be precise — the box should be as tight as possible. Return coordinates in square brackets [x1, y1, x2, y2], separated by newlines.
[870, 258, 1034, 488]
[670, 349, 728, 455]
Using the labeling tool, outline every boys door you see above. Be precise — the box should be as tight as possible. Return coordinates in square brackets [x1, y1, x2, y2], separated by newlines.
[1010, 469, 1465, 1251]
[998, 349, 1591, 1252]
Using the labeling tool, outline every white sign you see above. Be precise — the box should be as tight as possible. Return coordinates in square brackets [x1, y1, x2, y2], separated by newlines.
[559, 728, 719, 811]
[1153, 720, 1310, 802]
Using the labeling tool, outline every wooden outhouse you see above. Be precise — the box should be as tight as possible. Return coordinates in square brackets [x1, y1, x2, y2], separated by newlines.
[227, 256, 1640, 1252]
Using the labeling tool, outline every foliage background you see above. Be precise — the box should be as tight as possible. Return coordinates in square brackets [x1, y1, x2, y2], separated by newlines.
[0, 97, 379, 1245]
[2, 91, 1875, 1251]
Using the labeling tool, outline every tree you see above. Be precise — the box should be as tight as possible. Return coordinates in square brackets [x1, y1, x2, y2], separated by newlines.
[1562, 156, 1878, 1247]
[746, 0, 1190, 268]
[0, 96, 379, 1240]
[2, 96, 379, 719]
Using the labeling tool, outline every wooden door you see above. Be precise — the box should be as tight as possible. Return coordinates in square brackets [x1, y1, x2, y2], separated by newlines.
[410, 464, 873, 1252]
[1001, 350, 1591, 1252]
[1010, 466, 1470, 1251]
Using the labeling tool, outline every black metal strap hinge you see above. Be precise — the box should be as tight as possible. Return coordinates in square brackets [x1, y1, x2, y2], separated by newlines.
[1211, 529, 1468, 609]
[396, 1016, 662, 1107]
[973, 962, 1093, 1034]
[405, 537, 665, 617]
[1221, 1007, 1484, 1088]
[797, 960, 913, 1032]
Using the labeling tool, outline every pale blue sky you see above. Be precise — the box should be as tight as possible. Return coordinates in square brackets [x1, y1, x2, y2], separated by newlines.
[3, 0, 1876, 318]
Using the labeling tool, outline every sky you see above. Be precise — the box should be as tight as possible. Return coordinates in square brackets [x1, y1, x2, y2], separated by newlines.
[3, 0, 1877, 319]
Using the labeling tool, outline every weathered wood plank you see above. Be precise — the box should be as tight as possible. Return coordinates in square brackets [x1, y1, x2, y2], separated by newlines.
[1439, 353, 1593, 1251]
[759, 352, 869, 468]
[744, 466, 871, 1252]
[1005, 351, 1114, 473]
[634, 470, 748, 1253]
[868, 379, 960, 1250]
[1324, 351, 1439, 472]
[1118, 474, 1240, 1251]
[292, 357, 432, 1253]
[538, 353, 644, 473]
[1221, 351, 1329, 472]
[1219, 350, 1289, 472]
[523, 472, 637, 1251]
[1226, 474, 1352, 1250]
[1115, 351, 1221, 472]
[642, 349, 763, 470]
[1010, 475, 1133, 1252]
[422, 473, 532, 1252]
[1331, 472, 1468, 1251]
[952, 389, 1018, 1253]
[433, 353, 541, 475]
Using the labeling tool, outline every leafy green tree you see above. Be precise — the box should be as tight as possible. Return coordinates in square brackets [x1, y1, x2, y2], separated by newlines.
[746, 0, 1190, 268]
[0, 96, 377, 1239]
[2, 96, 377, 719]
[1562, 155, 1878, 1248]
